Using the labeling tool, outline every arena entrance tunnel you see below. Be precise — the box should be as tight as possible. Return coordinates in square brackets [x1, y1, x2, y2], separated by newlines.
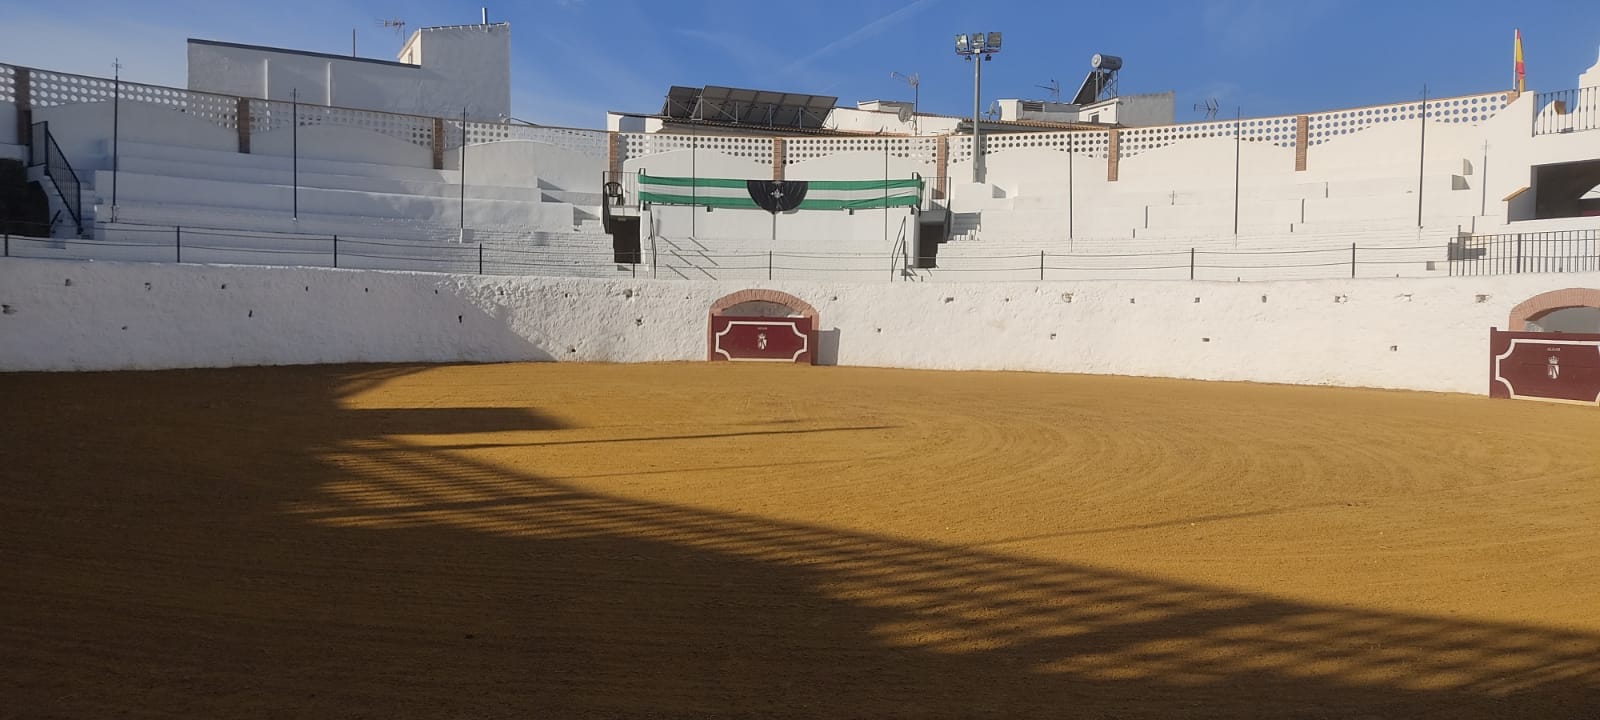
[1527, 160, 1600, 220]
[1509, 287, 1600, 331]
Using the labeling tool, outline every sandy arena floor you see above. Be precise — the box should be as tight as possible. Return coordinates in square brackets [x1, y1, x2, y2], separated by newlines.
[2, 362, 1599, 718]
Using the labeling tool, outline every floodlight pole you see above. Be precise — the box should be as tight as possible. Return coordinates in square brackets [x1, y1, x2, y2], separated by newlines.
[955, 33, 999, 184]
[971, 54, 982, 183]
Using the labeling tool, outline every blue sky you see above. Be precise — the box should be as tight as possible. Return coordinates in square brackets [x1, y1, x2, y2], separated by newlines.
[3, 0, 1598, 128]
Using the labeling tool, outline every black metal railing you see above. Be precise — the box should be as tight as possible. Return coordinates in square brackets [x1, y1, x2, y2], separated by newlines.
[1532, 87, 1600, 136]
[1449, 228, 1600, 276]
[28, 122, 83, 236]
[7, 219, 1600, 283]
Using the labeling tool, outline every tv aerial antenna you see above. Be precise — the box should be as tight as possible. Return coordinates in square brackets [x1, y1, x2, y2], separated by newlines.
[378, 18, 407, 37]
[1035, 79, 1061, 103]
[1194, 98, 1219, 120]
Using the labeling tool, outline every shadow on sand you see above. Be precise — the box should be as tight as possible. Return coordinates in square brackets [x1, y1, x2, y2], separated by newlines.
[2, 364, 1597, 718]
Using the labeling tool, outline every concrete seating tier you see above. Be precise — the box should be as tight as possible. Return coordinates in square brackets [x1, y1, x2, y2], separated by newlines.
[648, 233, 897, 283]
[13, 221, 628, 279]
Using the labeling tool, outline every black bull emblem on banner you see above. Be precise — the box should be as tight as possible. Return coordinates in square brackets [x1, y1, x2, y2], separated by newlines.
[747, 180, 809, 213]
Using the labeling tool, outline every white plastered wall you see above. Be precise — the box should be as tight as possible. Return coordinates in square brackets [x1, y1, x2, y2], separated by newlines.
[186, 25, 510, 121]
[4, 256, 1597, 398]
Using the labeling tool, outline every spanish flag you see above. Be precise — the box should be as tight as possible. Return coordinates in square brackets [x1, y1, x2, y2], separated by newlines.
[1514, 29, 1525, 93]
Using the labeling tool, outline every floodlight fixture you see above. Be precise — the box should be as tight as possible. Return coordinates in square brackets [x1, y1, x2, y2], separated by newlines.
[953, 30, 1003, 182]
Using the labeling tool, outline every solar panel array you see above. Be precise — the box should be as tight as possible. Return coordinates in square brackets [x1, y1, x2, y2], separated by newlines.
[661, 85, 838, 130]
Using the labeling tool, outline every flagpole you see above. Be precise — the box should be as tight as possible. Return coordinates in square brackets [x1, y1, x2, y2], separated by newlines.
[1514, 29, 1526, 94]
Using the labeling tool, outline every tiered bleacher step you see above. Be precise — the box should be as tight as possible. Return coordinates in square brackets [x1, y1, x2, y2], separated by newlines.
[92, 144, 580, 227]
[648, 233, 900, 283]
[927, 225, 1457, 282]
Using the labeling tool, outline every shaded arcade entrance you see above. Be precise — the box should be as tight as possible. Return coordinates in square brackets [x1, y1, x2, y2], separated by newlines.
[1525, 159, 1600, 220]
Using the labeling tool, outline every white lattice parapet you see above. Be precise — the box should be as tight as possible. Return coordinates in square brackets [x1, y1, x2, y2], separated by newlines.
[977, 130, 1111, 161]
[250, 100, 436, 149]
[783, 136, 940, 164]
[1118, 116, 1298, 158]
[461, 123, 609, 157]
[25, 68, 242, 132]
[0, 65, 15, 103]
[1307, 92, 1509, 146]
[619, 133, 774, 165]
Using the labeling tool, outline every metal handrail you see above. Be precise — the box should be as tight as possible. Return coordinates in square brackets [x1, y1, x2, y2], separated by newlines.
[1533, 87, 1600, 136]
[28, 122, 82, 236]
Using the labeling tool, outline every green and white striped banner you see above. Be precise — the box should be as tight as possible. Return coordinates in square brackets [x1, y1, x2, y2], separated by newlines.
[638, 175, 922, 211]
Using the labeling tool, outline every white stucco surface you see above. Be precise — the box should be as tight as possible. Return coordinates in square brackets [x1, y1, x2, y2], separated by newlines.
[4, 257, 1595, 396]
[1580, 49, 1600, 89]
[186, 25, 510, 121]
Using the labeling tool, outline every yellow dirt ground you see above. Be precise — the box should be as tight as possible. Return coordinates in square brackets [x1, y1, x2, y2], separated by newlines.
[2, 362, 1599, 718]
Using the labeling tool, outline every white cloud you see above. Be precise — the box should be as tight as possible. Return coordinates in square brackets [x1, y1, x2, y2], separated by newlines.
[780, 0, 943, 77]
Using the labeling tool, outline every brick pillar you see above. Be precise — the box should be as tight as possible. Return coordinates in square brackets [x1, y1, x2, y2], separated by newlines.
[1107, 128, 1120, 182]
[772, 138, 785, 181]
[431, 117, 445, 170]
[1294, 115, 1308, 172]
[607, 131, 625, 178]
[236, 97, 252, 154]
[15, 67, 31, 151]
[935, 135, 949, 199]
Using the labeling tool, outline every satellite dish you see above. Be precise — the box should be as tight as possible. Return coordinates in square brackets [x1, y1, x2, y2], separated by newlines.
[1090, 53, 1123, 71]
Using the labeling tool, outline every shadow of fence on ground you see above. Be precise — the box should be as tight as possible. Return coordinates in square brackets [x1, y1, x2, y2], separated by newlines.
[2, 364, 1597, 718]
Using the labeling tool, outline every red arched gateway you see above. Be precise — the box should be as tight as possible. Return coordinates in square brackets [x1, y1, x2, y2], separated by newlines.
[707, 289, 819, 364]
[1506, 287, 1600, 330]
[1490, 287, 1600, 404]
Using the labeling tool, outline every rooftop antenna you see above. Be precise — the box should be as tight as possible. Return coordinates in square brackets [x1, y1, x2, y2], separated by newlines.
[379, 18, 407, 38]
[986, 100, 1001, 121]
[889, 71, 920, 134]
[1035, 79, 1061, 103]
[1194, 98, 1219, 120]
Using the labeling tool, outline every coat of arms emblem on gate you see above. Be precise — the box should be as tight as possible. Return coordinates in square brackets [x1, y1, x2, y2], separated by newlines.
[1548, 355, 1560, 380]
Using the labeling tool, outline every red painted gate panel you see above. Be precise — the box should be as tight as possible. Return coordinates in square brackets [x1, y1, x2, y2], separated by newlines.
[1489, 329, 1600, 404]
[710, 316, 815, 364]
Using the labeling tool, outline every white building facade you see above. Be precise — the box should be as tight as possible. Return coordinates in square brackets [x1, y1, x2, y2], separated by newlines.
[186, 23, 510, 121]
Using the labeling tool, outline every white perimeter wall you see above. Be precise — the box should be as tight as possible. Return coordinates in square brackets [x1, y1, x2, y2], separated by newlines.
[4, 257, 1595, 396]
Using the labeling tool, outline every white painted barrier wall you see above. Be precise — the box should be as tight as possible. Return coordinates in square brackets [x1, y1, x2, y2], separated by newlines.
[4, 257, 1594, 396]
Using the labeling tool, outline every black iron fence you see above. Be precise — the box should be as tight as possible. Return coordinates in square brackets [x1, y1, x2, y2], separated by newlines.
[1532, 87, 1600, 136]
[4, 221, 1599, 283]
[27, 122, 82, 235]
[1448, 228, 1600, 276]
